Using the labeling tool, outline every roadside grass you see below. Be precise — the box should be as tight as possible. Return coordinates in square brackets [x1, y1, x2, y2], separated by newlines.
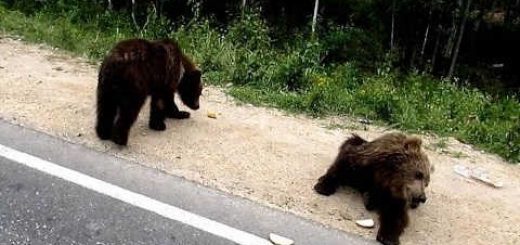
[1, 5, 518, 162]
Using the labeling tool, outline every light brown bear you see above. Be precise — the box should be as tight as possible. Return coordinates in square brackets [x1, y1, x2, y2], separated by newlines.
[314, 133, 432, 245]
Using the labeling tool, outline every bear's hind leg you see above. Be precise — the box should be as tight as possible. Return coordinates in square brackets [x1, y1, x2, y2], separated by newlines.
[314, 158, 344, 196]
[112, 96, 145, 146]
[363, 191, 378, 211]
[96, 88, 117, 140]
[149, 94, 167, 130]
[314, 152, 357, 196]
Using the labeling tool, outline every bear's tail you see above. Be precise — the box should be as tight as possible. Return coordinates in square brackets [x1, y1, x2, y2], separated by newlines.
[95, 73, 117, 140]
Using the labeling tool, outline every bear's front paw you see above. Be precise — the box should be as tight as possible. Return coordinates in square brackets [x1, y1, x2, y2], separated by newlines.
[362, 192, 377, 211]
[313, 181, 337, 196]
[376, 234, 400, 245]
[112, 134, 128, 146]
[95, 126, 111, 140]
[167, 111, 190, 119]
[149, 120, 167, 131]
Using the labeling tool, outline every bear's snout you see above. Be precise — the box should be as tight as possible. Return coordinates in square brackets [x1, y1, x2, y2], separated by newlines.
[190, 103, 200, 110]
[411, 194, 427, 208]
[419, 195, 427, 203]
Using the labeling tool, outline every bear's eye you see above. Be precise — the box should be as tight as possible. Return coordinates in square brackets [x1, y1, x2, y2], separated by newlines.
[415, 171, 424, 180]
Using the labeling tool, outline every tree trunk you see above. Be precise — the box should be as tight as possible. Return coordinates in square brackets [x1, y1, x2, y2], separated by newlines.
[505, 0, 513, 25]
[155, 0, 161, 19]
[515, 0, 520, 23]
[420, 0, 434, 61]
[390, 0, 396, 50]
[312, 0, 320, 35]
[420, 24, 431, 58]
[430, 26, 442, 73]
[410, 47, 418, 69]
[241, 0, 247, 16]
[505, 0, 520, 24]
[444, 1, 462, 58]
[448, 0, 472, 79]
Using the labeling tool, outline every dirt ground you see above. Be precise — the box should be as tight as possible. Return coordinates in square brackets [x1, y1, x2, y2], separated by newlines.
[0, 36, 519, 245]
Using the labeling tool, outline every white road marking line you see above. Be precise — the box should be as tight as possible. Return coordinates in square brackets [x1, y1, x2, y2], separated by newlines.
[0, 144, 273, 245]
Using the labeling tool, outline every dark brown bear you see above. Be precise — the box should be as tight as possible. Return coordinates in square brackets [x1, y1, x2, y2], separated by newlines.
[314, 133, 432, 245]
[95, 38, 202, 146]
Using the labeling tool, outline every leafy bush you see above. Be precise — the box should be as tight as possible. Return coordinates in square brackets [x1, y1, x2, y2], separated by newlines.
[319, 26, 384, 70]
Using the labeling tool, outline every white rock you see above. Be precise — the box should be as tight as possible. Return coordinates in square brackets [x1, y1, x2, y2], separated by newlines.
[355, 219, 375, 228]
[207, 111, 217, 119]
[269, 233, 294, 245]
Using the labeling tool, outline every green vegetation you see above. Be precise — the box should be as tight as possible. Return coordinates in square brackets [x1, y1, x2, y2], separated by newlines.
[0, 3, 518, 162]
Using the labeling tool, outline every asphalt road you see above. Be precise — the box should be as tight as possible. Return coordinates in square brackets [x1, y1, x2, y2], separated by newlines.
[0, 120, 375, 245]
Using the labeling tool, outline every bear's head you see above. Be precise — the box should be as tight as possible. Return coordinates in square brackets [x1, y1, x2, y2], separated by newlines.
[400, 137, 432, 209]
[178, 70, 203, 110]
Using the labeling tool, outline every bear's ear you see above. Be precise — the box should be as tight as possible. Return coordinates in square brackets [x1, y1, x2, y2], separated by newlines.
[404, 136, 422, 152]
[387, 153, 406, 165]
[191, 69, 202, 78]
[152, 43, 170, 61]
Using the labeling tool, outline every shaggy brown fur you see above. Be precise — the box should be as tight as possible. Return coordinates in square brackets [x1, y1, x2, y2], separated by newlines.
[314, 133, 432, 245]
[95, 38, 202, 146]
